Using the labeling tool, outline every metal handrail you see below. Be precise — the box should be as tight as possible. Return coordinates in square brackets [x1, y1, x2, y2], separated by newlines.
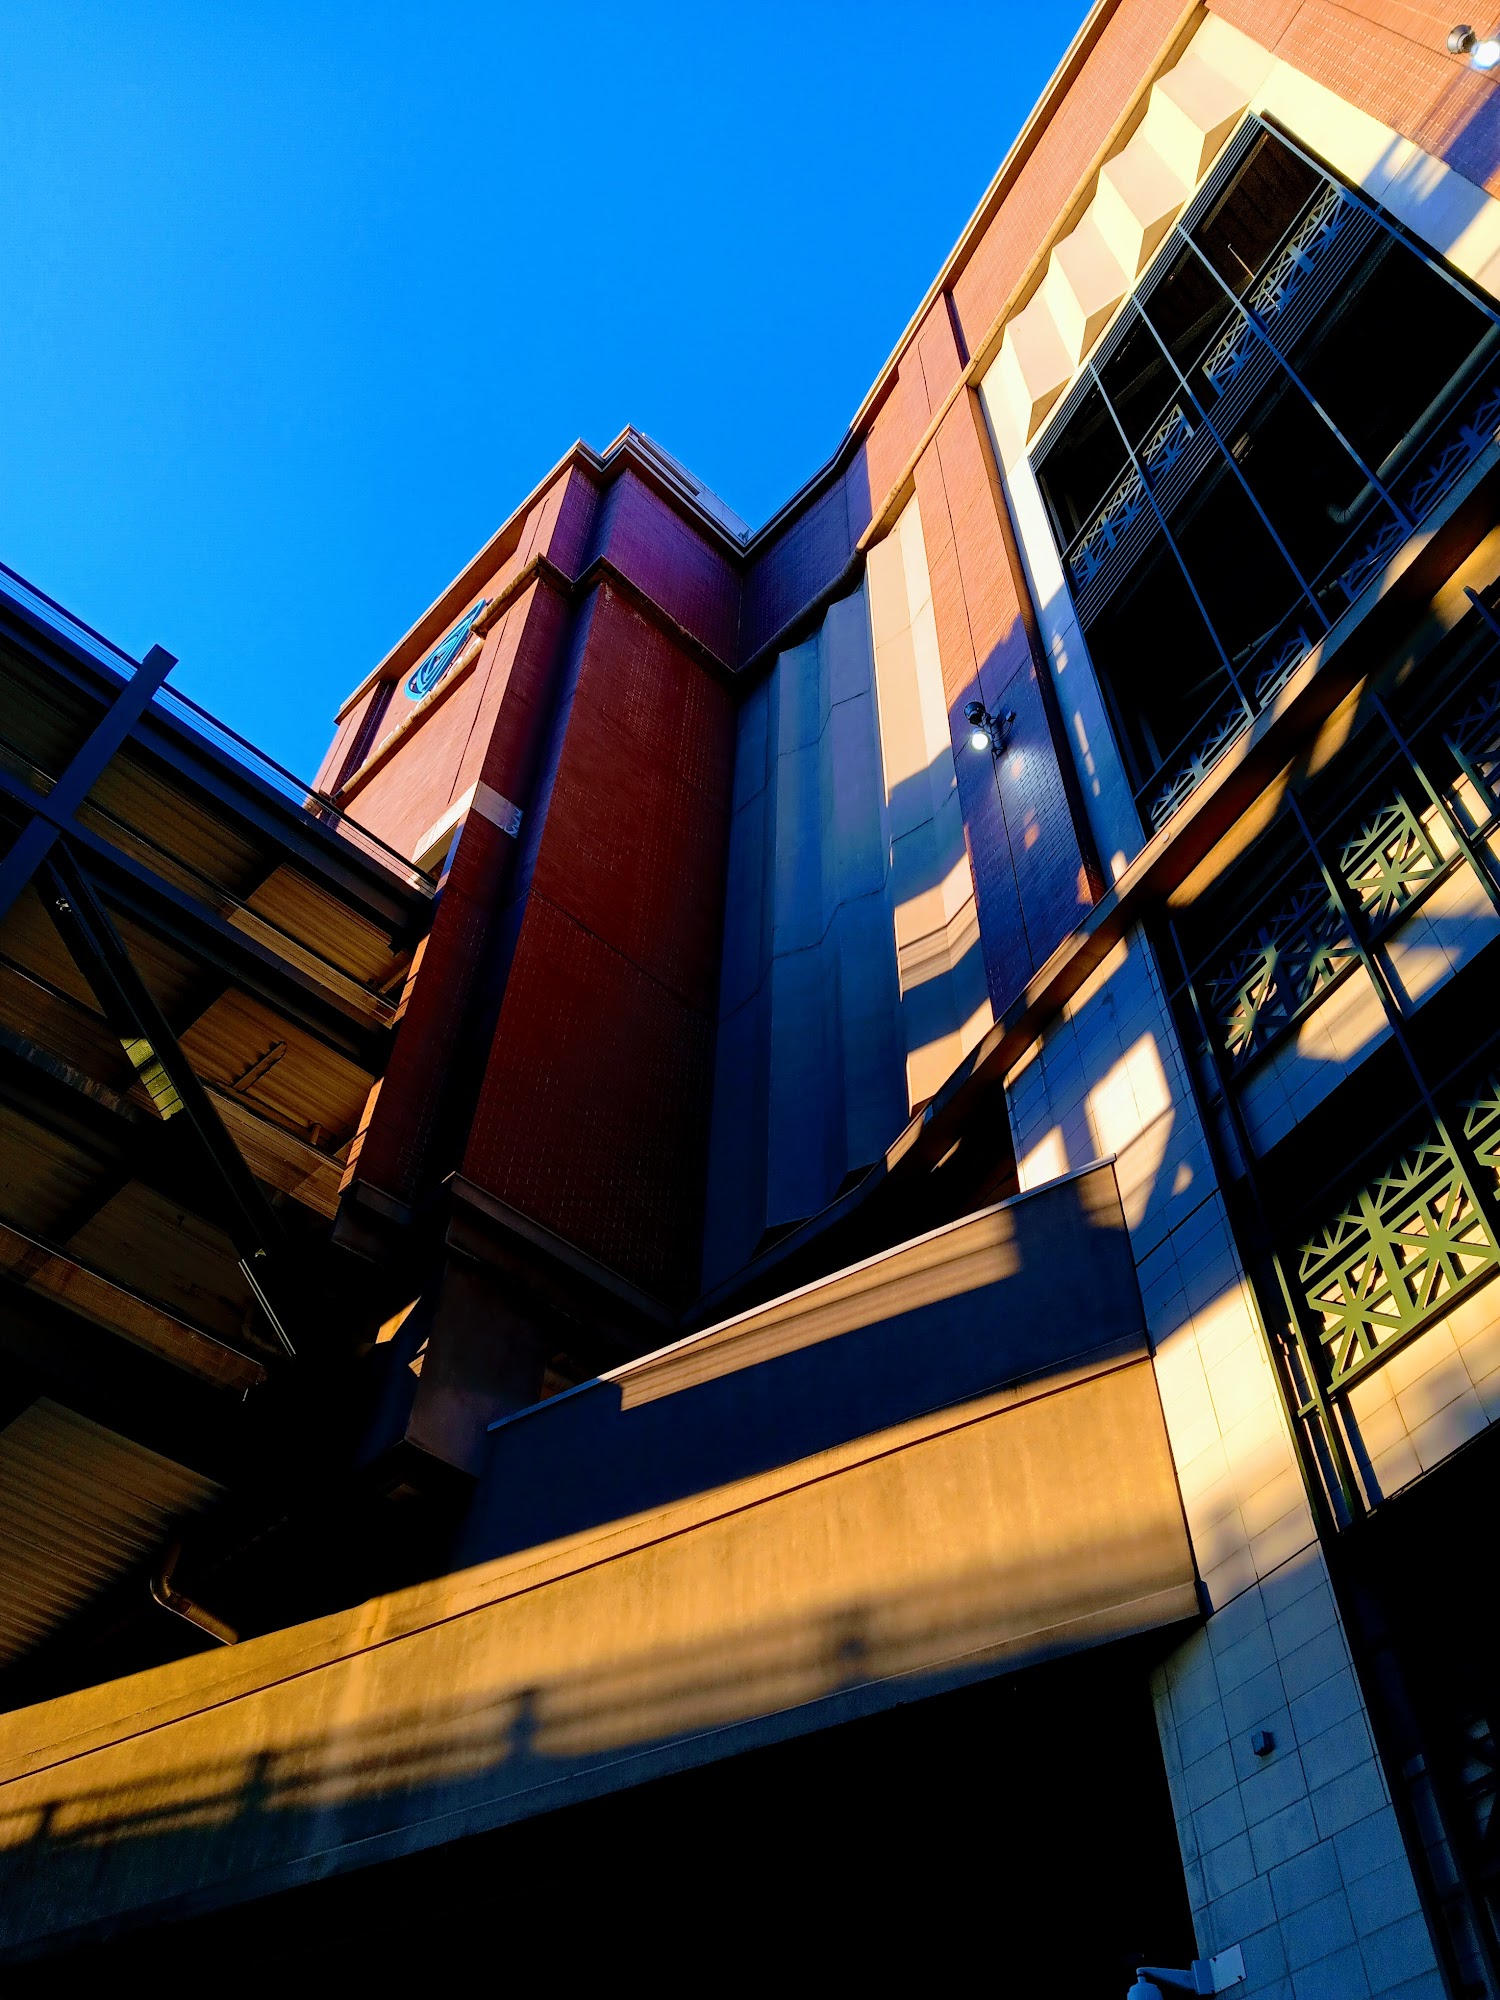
[0, 729, 399, 1006]
[0, 558, 434, 894]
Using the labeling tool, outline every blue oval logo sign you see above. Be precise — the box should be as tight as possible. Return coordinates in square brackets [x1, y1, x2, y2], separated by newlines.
[405, 600, 489, 702]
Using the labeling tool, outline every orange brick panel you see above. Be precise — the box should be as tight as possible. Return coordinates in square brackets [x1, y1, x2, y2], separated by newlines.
[933, 401, 1024, 698]
[1205, 0, 1301, 41]
[917, 296, 964, 404]
[912, 446, 977, 707]
[1209, 0, 1500, 194]
[343, 658, 495, 859]
[863, 357, 936, 514]
[913, 413, 1088, 1014]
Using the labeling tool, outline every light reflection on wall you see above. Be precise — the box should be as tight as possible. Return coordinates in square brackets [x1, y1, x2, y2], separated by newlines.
[867, 496, 993, 1106]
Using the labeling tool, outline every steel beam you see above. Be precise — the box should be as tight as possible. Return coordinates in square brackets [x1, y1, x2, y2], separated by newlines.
[0, 763, 389, 1067]
[0, 597, 429, 936]
[0, 644, 175, 928]
[36, 847, 303, 1357]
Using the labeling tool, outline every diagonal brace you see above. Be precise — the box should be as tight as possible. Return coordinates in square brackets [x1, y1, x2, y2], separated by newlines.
[36, 844, 300, 1356]
[0, 643, 176, 928]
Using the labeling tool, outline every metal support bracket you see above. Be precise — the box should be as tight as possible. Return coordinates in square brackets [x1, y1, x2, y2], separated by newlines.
[36, 844, 301, 1356]
[0, 642, 175, 927]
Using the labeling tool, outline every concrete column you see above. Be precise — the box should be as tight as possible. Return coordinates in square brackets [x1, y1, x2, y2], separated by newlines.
[1004, 927, 1441, 1997]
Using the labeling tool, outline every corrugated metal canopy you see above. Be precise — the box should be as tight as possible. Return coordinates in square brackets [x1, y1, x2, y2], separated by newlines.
[0, 1399, 220, 1670]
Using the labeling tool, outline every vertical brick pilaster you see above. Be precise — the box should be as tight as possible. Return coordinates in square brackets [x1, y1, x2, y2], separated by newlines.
[342, 580, 573, 1210]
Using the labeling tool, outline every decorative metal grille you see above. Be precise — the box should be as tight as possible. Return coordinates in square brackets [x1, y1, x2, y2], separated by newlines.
[1202, 182, 1347, 392]
[1462, 1075, 1500, 1184]
[1203, 879, 1355, 1068]
[1070, 467, 1145, 586]
[1068, 406, 1191, 587]
[1446, 672, 1500, 811]
[1296, 1130, 1500, 1388]
[1142, 402, 1193, 477]
[1201, 311, 1255, 396]
[1398, 372, 1500, 524]
[1335, 513, 1406, 604]
[1338, 796, 1446, 928]
[1146, 699, 1250, 830]
[1253, 627, 1314, 708]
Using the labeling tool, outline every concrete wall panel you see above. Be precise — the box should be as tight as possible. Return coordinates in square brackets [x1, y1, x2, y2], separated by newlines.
[701, 584, 907, 1287]
[0, 1346, 1194, 1961]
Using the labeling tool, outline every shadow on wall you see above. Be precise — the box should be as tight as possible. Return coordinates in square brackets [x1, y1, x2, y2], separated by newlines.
[1005, 936, 1221, 1270]
[0, 1519, 1193, 1963]
[1412, 63, 1500, 195]
[948, 647, 1093, 1018]
[4, 1635, 1197, 1992]
[471, 1165, 1146, 1559]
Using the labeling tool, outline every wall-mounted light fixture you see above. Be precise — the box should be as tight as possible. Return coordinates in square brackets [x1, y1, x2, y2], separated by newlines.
[963, 700, 1016, 757]
[1449, 23, 1500, 69]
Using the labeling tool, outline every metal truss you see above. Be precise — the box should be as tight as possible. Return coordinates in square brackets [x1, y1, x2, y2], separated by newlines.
[35, 845, 301, 1357]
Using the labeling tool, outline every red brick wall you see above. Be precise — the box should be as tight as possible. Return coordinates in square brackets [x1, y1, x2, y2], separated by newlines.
[344, 581, 573, 1206]
[1209, 0, 1500, 194]
[314, 696, 368, 795]
[345, 628, 501, 858]
[460, 583, 735, 1302]
[335, 459, 739, 1299]
[582, 470, 740, 664]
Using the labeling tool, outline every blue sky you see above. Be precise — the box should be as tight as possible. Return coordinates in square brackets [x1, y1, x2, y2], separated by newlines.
[0, 3, 1079, 775]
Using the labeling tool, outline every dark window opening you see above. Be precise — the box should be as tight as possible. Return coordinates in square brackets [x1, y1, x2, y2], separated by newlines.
[1163, 446, 1303, 673]
[1142, 241, 1240, 399]
[1192, 127, 1323, 302]
[1223, 372, 1388, 601]
[1080, 531, 1224, 784]
[1033, 381, 1128, 545]
[1289, 232, 1496, 484]
[1032, 118, 1500, 835]
[1097, 310, 1180, 453]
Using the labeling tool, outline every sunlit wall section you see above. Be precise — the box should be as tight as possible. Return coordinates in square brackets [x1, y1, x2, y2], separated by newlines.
[1004, 927, 1436, 1992]
[701, 586, 906, 1288]
[866, 495, 993, 1109]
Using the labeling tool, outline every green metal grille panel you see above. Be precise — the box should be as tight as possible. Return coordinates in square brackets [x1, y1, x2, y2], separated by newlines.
[1462, 1075, 1500, 1183]
[1203, 879, 1357, 1069]
[1296, 1127, 1500, 1389]
[1337, 795, 1445, 929]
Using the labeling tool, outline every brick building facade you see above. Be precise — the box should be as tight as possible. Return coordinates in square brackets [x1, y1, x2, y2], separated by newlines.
[6, 4, 1500, 1991]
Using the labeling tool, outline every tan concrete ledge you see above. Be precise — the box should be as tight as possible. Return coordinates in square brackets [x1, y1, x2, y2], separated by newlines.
[0, 1343, 1194, 1959]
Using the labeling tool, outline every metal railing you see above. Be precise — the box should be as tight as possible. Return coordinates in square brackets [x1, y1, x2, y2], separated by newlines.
[0, 558, 434, 895]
